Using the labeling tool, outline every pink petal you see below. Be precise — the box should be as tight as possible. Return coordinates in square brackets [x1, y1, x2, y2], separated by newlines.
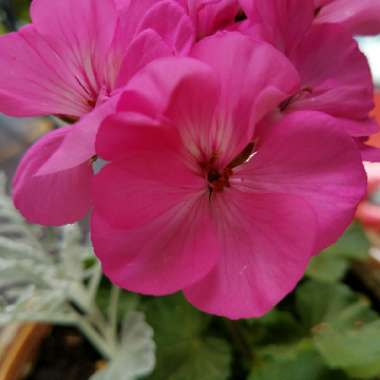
[240, 0, 315, 53]
[118, 56, 216, 116]
[184, 191, 316, 319]
[0, 25, 89, 117]
[112, 0, 163, 46]
[178, 0, 239, 38]
[13, 128, 92, 226]
[316, 0, 380, 35]
[358, 141, 380, 163]
[96, 113, 165, 162]
[31, 0, 118, 94]
[91, 195, 219, 295]
[339, 118, 379, 138]
[137, 0, 194, 55]
[38, 98, 119, 176]
[288, 24, 373, 121]
[314, 0, 334, 6]
[115, 29, 172, 88]
[92, 139, 204, 229]
[98, 57, 219, 163]
[164, 65, 225, 168]
[235, 111, 367, 252]
[191, 32, 300, 141]
[110, 0, 194, 81]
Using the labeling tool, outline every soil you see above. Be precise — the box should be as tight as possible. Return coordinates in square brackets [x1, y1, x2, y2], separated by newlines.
[26, 327, 100, 380]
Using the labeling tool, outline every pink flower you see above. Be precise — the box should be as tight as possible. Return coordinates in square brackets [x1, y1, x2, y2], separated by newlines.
[176, 0, 239, 38]
[91, 33, 367, 319]
[314, 0, 380, 36]
[5, 0, 194, 225]
[239, 0, 378, 142]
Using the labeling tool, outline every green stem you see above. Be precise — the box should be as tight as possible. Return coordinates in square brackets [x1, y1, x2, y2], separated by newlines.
[108, 286, 121, 344]
[224, 319, 253, 364]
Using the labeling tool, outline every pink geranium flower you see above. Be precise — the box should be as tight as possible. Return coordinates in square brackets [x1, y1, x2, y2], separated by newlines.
[4, 0, 194, 225]
[239, 0, 378, 151]
[91, 33, 366, 319]
[176, 0, 239, 38]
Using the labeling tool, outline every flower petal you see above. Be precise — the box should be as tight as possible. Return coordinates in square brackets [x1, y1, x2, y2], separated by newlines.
[38, 98, 118, 176]
[110, 0, 194, 86]
[240, 0, 315, 53]
[235, 111, 367, 252]
[288, 23, 373, 121]
[118, 56, 216, 116]
[13, 128, 92, 226]
[177, 0, 239, 38]
[358, 141, 380, 163]
[316, 0, 380, 36]
[191, 32, 300, 136]
[91, 195, 219, 295]
[137, 0, 194, 55]
[92, 139, 204, 229]
[184, 191, 316, 319]
[96, 112, 166, 162]
[31, 0, 118, 93]
[0, 25, 88, 117]
[115, 29, 172, 88]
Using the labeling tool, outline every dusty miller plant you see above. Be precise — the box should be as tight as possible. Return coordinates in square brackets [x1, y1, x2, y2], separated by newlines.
[0, 172, 155, 379]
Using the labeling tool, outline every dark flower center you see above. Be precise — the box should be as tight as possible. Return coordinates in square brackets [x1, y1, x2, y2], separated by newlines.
[207, 167, 233, 194]
[204, 142, 255, 198]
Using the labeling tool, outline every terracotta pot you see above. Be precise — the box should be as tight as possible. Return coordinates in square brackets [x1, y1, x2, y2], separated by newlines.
[0, 323, 51, 380]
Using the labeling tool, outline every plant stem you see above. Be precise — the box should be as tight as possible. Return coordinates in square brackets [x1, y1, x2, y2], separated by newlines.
[77, 316, 115, 360]
[108, 286, 120, 344]
[224, 319, 253, 364]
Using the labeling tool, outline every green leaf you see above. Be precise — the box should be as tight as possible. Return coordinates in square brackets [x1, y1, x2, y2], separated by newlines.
[306, 223, 369, 283]
[296, 281, 380, 378]
[160, 337, 231, 380]
[295, 281, 376, 330]
[306, 254, 349, 283]
[249, 340, 348, 380]
[247, 310, 305, 346]
[143, 294, 231, 380]
[314, 320, 380, 379]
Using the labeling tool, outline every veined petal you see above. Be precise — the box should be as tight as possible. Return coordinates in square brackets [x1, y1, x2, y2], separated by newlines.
[184, 191, 316, 319]
[13, 127, 92, 226]
[288, 23, 373, 121]
[31, 0, 118, 96]
[240, 0, 315, 53]
[164, 65, 222, 168]
[191, 32, 299, 162]
[234, 111, 367, 252]
[0, 25, 89, 117]
[91, 194, 219, 295]
[92, 143, 204, 230]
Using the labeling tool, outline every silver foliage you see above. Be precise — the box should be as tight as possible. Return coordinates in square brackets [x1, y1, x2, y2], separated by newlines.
[91, 312, 156, 380]
[0, 173, 156, 379]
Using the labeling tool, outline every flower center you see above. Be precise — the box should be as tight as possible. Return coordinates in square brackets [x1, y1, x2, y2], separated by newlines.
[207, 167, 233, 194]
[204, 142, 255, 198]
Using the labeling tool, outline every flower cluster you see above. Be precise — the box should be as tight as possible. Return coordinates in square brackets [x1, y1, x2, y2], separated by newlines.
[2, 0, 380, 319]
